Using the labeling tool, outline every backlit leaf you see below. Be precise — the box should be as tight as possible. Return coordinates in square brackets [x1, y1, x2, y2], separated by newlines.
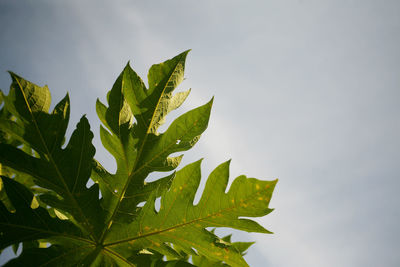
[0, 51, 277, 266]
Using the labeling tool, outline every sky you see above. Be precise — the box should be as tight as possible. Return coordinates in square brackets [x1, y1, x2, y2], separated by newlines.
[1, 0, 399, 266]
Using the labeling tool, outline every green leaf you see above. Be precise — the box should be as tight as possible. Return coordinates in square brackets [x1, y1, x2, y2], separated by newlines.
[192, 232, 254, 266]
[93, 50, 211, 234]
[0, 75, 103, 239]
[0, 176, 85, 250]
[3, 245, 101, 267]
[2, 73, 68, 155]
[103, 160, 277, 267]
[127, 249, 195, 267]
[0, 51, 277, 266]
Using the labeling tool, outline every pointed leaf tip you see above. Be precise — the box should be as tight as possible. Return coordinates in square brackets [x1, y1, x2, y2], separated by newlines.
[7, 70, 16, 77]
[209, 96, 214, 106]
[64, 92, 70, 101]
[180, 49, 191, 56]
[125, 61, 132, 69]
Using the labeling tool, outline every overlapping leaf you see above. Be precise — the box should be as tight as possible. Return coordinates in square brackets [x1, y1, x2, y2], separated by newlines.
[103, 160, 277, 267]
[93, 50, 212, 235]
[0, 177, 86, 250]
[0, 73, 103, 239]
[191, 232, 255, 267]
[0, 51, 277, 266]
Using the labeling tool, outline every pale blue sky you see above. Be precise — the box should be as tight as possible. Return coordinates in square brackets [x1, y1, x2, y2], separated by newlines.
[1, 1, 399, 266]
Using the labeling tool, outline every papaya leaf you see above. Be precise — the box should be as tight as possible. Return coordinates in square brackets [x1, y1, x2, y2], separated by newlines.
[0, 74, 103, 239]
[93, 50, 212, 236]
[0, 176, 86, 250]
[191, 232, 255, 266]
[0, 50, 277, 266]
[103, 160, 277, 267]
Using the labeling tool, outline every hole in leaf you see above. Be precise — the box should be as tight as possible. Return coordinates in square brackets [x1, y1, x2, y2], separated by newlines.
[86, 179, 94, 189]
[176, 139, 181, 145]
[155, 197, 161, 212]
[137, 201, 145, 207]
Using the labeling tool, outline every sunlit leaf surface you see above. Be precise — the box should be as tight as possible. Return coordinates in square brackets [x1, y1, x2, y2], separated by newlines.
[0, 51, 277, 266]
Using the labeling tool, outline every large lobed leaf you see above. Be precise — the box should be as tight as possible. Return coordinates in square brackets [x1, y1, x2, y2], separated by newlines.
[104, 160, 277, 267]
[0, 51, 277, 266]
[0, 73, 103, 239]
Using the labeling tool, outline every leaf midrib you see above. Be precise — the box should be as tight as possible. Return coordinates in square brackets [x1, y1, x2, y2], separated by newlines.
[103, 247, 137, 267]
[98, 56, 185, 244]
[102, 186, 269, 247]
